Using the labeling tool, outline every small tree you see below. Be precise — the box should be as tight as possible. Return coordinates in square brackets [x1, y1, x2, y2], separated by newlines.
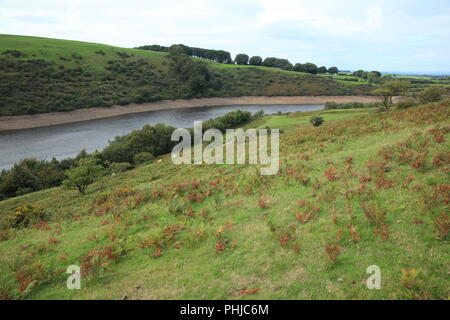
[317, 66, 328, 74]
[235, 53, 249, 65]
[293, 63, 304, 72]
[303, 63, 318, 74]
[249, 56, 262, 66]
[63, 158, 105, 194]
[367, 71, 381, 84]
[328, 66, 339, 74]
[372, 80, 410, 111]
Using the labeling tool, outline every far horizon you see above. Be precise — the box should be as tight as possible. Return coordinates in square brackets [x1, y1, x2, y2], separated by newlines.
[2, 33, 450, 77]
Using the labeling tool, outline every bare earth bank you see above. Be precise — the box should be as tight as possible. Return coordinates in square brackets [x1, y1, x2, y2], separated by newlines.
[0, 95, 381, 131]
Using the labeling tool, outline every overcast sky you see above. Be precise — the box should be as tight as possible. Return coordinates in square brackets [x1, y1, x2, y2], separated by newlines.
[1, 0, 449, 73]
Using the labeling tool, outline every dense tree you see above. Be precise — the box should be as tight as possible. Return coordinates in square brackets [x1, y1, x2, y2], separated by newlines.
[262, 57, 277, 68]
[303, 63, 318, 74]
[62, 158, 105, 194]
[370, 70, 382, 77]
[190, 47, 232, 64]
[133, 152, 155, 164]
[135, 44, 169, 52]
[168, 48, 216, 95]
[0, 158, 66, 197]
[328, 66, 339, 74]
[102, 123, 176, 164]
[281, 61, 293, 71]
[168, 44, 190, 56]
[249, 56, 262, 66]
[0, 162, 41, 197]
[263, 57, 293, 70]
[373, 80, 411, 110]
[235, 54, 249, 65]
[293, 63, 304, 72]
[203, 110, 252, 132]
[137, 44, 233, 64]
[367, 71, 382, 84]
[102, 137, 134, 163]
[318, 66, 328, 74]
[353, 70, 365, 78]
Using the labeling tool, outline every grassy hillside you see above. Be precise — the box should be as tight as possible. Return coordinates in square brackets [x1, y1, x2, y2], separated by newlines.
[0, 102, 448, 299]
[0, 34, 373, 116]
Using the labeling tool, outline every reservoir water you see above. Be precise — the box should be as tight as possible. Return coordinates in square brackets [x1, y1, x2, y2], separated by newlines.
[0, 104, 323, 170]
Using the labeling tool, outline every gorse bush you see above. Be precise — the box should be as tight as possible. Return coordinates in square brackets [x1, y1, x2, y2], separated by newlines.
[396, 98, 418, 109]
[310, 116, 324, 127]
[11, 204, 47, 229]
[417, 86, 447, 103]
[109, 162, 134, 173]
[324, 101, 378, 109]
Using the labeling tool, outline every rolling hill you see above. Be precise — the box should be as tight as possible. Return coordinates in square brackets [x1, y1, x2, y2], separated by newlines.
[0, 34, 373, 116]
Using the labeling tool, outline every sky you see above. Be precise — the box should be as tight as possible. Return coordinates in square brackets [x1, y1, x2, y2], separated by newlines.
[1, 0, 449, 73]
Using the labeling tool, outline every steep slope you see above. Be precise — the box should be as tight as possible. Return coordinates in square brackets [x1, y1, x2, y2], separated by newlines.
[0, 102, 448, 299]
[0, 34, 373, 116]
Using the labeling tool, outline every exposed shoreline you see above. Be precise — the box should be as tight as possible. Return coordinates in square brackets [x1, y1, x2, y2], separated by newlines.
[0, 95, 380, 131]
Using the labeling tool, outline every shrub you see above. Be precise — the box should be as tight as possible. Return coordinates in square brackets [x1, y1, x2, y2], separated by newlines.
[295, 211, 317, 224]
[310, 116, 324, 127]
[257, 195, 269, 209]
[168, 198, 188, 216]
[109, 162, 133, 173]
[417, 87, 447, 103]
[133, 152, 154, 164]
[11, 204, 47, 228]
[325, 245, 341, 264]
[324, 166, 339, 181]
[396, 98, 418, 109]
[400, 269, 421, 289]
[324, 101, 338, 109]
[80, 244, 125, 278]
[278, 231, 292, 247]
[361, 202, 386, 226]
[324, 101, 377, 109]
[374, 223, 390, 241]
[434, 213, 449, 239]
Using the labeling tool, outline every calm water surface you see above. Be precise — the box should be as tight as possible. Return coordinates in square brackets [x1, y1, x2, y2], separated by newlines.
[0, 104, 323, 170]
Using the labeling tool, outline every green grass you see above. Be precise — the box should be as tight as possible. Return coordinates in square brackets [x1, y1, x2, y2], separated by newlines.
[0, 34, 169, 72]
[0, 102, 449, 300]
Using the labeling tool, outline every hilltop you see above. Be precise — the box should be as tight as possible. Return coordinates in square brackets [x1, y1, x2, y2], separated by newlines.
[0, 34, 373, 116]
[0, 102, 448, 299]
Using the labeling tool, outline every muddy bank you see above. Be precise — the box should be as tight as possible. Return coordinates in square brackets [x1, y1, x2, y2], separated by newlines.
[0, 95, 380, 131]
